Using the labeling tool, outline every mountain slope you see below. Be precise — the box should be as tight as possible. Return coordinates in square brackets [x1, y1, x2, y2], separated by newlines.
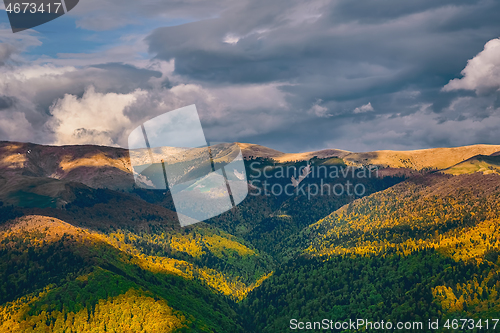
[342, 144, 500, 170]
[442, 154, 500, 175]
[0, 215, 275, 332]
[3, 141, 500, 191]
[242, 172, 500, 332]
[0, 142, 134, 191]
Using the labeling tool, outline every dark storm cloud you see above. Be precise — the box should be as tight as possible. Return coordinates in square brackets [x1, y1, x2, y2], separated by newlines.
[0, 96, 15, 110]
[147, 0, 500, 85]
[26, 62, 161, 112]
[89, 63, 162, 92]
[144, 0, 500, 151]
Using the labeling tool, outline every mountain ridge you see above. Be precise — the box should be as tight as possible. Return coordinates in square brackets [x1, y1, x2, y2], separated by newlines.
[3, 140, 500, 178]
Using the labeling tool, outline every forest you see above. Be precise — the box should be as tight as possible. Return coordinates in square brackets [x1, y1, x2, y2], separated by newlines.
[1, 153, 500, 332]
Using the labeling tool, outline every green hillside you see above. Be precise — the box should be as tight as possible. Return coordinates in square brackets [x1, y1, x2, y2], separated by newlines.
[242, 173, 500, 332]
[0, 215, 274, 332]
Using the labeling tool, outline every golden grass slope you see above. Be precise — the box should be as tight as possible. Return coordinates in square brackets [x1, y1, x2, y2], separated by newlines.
[237, 142, 500, 170]
[3, 141, 500, 180]
[343, 144, 500, 170]
[236, 143, 352, 162]
[274, 149, 352, 163]
[236, 143, 285, 160]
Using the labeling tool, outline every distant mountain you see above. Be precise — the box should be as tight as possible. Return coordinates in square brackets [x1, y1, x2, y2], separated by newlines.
[342, 144, 500, 170]
[237, 143, 352, 162]
[0, 141, 134, 191]
[3, 141, 500, 187]
[239, 143, 500, 171]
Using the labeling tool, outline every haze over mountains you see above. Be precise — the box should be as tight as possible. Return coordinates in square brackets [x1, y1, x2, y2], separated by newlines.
[1, 140, 500, 332]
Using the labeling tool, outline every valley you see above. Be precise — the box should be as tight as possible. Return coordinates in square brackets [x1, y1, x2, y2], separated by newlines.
[1, 141, 500, 332]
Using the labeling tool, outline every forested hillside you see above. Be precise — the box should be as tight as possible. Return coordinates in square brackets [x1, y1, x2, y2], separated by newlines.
[2, 142, 500, 332]
[242, 173, 500, 332]
[0, 215, 274, 332]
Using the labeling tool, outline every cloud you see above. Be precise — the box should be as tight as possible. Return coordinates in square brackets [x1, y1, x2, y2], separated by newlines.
[2, 0, 500, 153]
[140, 0, 500, 151]
[353, 102, 374, 114]
[123, 81, 290, 145]
[48, 86, 145, 146]
[0, 44, 16, 65]
[0, 96, 15, 110]
[0, 60, 164, 142]
[0, 111, 34, 143]
[308, 100, 330, 117]
[70, 0, 234, 31]
[327, 105, 500, 152]
[147, 0, 500, 89]
[443, 38, 500, 95]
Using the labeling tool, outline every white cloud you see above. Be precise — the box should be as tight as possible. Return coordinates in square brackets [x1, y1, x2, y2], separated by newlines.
[48, 86, 145, 146]
[307, 99, 329, 117]
[443, 38, 500, 95]
[0, 46, 293, 147]
[353, 102, 374, 114]
[223, 34, 240, 45]
[124, 81, 290, 143]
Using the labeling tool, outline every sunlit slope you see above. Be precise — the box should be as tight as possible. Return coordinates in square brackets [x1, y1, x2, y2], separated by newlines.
[302, 173, 500, 259]
[299, 172, 500, 318]
[3, 141, 500, 191]
[442, 154, 500, 175]
[238, 143, 500, 171]
[0, 215, 273, 332]
[343, 144, 500, 170]
[242, 173, 500, 332]
[0, 142, 134, 190]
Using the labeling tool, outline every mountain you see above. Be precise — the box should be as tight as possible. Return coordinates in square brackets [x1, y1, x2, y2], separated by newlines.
[238, 143, 352, 163]
[2, 141, 500, 332]
[0, 215, 259, 332]
[0, 141, 134, 191]
[236, 143, 286, 160]
[242, 172, 500, 331]
[3, 141, 499, 188]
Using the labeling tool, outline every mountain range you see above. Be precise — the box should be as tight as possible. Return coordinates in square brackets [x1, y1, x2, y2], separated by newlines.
[1, 141, 500, 332]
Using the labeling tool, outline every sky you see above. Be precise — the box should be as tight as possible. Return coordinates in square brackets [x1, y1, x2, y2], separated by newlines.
[0, 0, 500, 153]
